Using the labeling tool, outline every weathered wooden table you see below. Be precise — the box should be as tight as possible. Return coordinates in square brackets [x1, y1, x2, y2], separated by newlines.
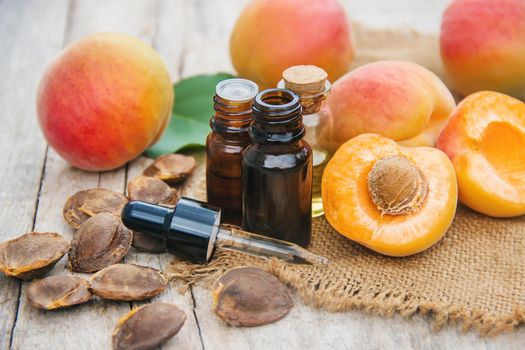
[1, 1, 523, 349]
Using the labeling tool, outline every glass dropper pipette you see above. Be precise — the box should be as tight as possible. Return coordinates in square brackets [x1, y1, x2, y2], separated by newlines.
[121, 197, 328, 266]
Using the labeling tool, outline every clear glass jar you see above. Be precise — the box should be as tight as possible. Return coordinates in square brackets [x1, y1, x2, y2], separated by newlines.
[278, 79, 331, 217]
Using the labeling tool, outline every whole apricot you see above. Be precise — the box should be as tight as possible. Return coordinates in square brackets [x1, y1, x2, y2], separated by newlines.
[437, 91, 525, 217]
[322, 134, 457, 257]
[317, 61, 455, 154]
[37, 33, 173, 171]
[440, 0, 525, 98]
[230, 0, 354, 90]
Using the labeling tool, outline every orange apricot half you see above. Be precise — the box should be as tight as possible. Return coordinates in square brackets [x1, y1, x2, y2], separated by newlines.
[437, 91, 525, 217]
[322, 134, 458, 257]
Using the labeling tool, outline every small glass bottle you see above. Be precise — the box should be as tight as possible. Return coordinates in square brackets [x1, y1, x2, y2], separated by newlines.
[242, 88, 313, 247]
[278, 65, 331, 217]
[206, 78, 259, 225]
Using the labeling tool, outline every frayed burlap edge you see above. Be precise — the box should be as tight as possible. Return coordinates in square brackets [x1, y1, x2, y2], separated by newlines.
[166, 249, 525, 337]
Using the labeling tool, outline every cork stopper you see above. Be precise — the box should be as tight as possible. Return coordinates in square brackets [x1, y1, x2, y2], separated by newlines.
[282, 65, 328, 96]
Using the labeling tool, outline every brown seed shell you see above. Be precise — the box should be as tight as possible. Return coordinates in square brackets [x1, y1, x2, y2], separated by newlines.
[89, 264, 167, 301]
[132, 231, 166, 253]
[367, 155, 429, 216]
[143, 154, 196, 185]
[212, 266, 294, 327]
[0, 232, 68, 280]
[63, 188, 129, 229]
[112, 302, 186, 350]
[68, 213, 132, 273]
[27, 275, 92, 310]
[127, 176, 179, 206]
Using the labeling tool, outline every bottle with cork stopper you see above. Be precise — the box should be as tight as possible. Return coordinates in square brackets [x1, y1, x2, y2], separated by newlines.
[278, 65, 331, 217]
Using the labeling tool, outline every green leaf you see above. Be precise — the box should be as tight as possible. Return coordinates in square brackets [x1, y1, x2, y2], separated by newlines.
[146, 73, 234, 158]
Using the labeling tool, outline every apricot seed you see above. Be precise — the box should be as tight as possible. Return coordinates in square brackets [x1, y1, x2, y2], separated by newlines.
[212, 267, 293, 327]
[68, 213, 132, 273]
[27, 275, 92, 310]
[143, 154, 196, 185]
[63, 189, 128, 229]
[89, 264, 167, 301]
[368, 155, 429, 216]
[112, 302, 186, 350]
[0, 232, 68, 280]
[127, 176, 179, 206]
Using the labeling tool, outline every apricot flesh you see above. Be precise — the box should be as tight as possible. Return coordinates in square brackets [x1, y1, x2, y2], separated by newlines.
[322, 134, 458, 257]
[437, 91, 525, 217]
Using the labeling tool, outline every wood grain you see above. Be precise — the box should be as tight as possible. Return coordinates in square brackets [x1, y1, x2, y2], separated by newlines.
[0, 1, 69, 348]
[1, 0, 524, 349]
[10, 1, 167, 349]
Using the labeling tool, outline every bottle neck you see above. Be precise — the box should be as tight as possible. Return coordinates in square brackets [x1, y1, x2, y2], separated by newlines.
[211, 95, 254, 133]
[277, 79, 331, 115]
[249, 88, 305, 144]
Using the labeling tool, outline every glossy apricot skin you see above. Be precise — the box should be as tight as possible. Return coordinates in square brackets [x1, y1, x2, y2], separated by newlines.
[440, 0, 525, 98]
[317, 61, 455, 154]
[322, 134, 458, 257]
[37, 33, 173, 171]
[437, 91, 525, 217]
[230, 0, 354, 90]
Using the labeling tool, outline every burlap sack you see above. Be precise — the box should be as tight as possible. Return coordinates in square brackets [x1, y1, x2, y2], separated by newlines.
[167, 24, 525, 336]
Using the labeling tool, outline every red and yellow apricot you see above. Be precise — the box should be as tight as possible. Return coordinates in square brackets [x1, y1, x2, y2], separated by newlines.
[230, 0, 354, 90]
[440, 0, 525, 98]
[317, 61, 455, 154]
[437, 91, 525, 217]
[37, 33, 173, 171]
[322, 134, 458, 257]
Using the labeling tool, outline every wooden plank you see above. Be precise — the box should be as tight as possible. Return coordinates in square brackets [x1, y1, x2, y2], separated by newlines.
[0, 1, 69, 349]
[9, 1, 160, 349]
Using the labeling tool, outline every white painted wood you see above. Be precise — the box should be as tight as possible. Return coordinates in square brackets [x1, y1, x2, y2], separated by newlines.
[0, 1, 69, 349]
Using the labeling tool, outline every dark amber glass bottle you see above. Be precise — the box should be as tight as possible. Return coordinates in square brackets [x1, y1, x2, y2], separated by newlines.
[206, 79, 258, 225]
[242, 89, 313, 247]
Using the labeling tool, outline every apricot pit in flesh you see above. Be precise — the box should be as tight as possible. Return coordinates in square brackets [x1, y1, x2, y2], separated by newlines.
[0, 232, 68, 280]
[322, 133, 458, 257]
[367, 155, 429, 216]
[27, 275, 92, 310]
[212, 267, 293, 327]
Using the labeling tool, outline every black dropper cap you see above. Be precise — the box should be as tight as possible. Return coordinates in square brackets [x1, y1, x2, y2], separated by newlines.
[121, 198, 222, 263]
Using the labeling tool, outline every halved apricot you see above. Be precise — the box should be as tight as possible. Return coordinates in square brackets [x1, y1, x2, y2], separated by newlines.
[437, 91, 525, 217]
[322, 133, 457, 256]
